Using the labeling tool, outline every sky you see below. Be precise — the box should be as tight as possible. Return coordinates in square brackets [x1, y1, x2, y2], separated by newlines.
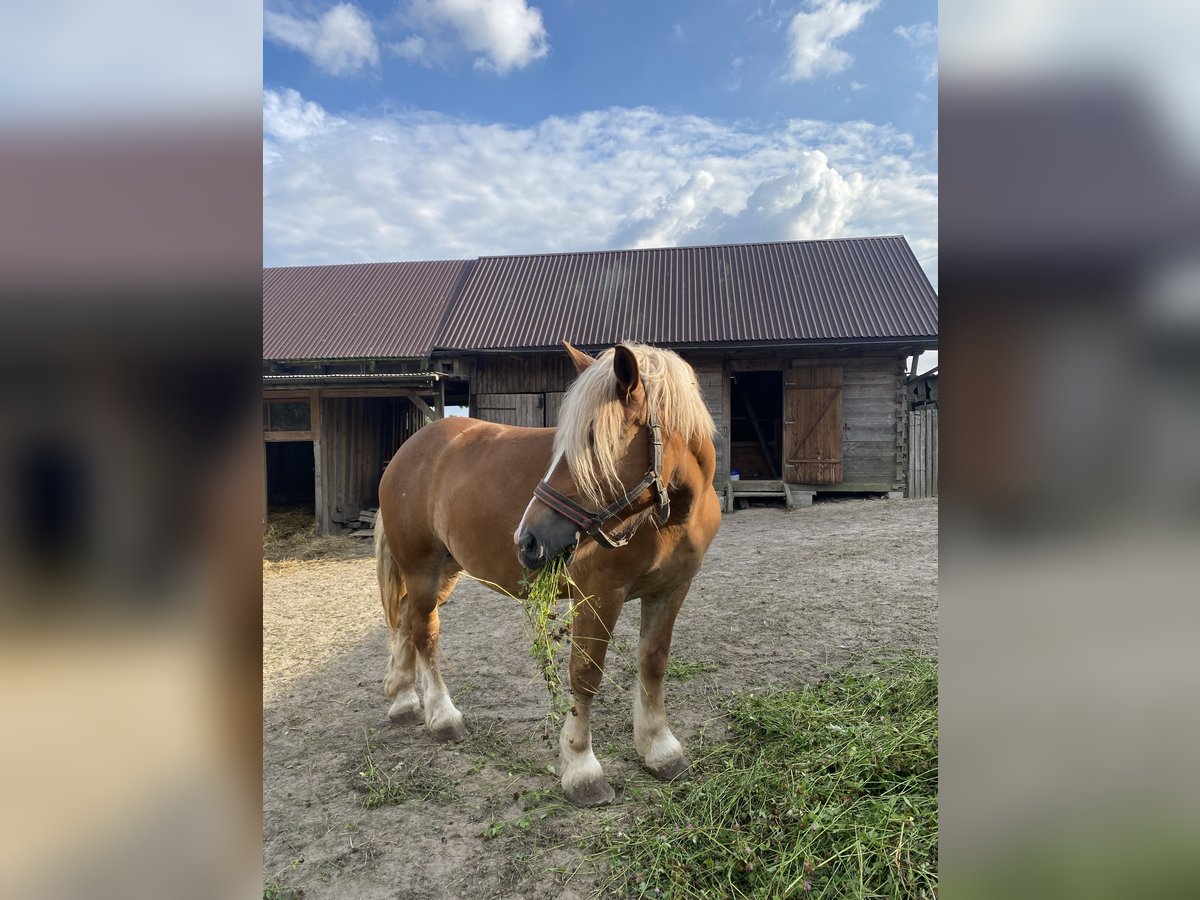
[263, 0, 939, 344]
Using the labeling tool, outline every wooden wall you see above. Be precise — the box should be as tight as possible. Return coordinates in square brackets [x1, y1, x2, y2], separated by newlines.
[689, 359, 726, 480]
[684, 352, 907, 492]
[471, 353, 574, 428]
[907, 406, 938, 498]
[317, 396, 424, 530]
[469, 349, 910, 492]
[755, 355, 909, 490]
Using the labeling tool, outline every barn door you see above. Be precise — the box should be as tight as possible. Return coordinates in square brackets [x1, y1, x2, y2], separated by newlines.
[783, 366, 843, 484]
[472, 392, 545, 426]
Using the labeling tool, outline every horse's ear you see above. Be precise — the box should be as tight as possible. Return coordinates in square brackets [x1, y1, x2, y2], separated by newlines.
[562, 341, 594, 374]
[612, 344, 641, 404]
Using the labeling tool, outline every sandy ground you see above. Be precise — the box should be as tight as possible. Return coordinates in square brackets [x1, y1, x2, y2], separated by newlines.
[263, 498, 938, 899]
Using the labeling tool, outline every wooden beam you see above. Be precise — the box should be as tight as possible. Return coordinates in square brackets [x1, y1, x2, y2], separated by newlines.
[313, 439, 326, 534]
[729, 359, 787, 371]
[261, 390, 312, 400]
[406, 392, 437, 422]
[263, 430, 315, 442]
[908, 351, 922, 380]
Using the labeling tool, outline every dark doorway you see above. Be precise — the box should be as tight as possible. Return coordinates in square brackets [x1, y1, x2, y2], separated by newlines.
[730, 371, 783, 480]
[266, 441, 315, 511]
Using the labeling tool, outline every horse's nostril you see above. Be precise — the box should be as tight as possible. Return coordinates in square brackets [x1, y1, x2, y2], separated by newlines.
[518, 531, 537, 553]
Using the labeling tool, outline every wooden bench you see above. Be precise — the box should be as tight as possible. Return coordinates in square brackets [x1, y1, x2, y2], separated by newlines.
[720, 480, 814, 512]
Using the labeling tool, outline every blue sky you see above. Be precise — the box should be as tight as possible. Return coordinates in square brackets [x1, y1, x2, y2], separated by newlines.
[264, 0, 937, 298]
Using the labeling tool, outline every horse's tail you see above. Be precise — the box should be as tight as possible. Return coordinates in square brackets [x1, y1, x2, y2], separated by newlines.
[375, 514, 406, 631]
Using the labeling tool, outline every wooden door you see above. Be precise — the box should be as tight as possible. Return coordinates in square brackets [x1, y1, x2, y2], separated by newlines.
[783, 366, 843, 484]
[543, 391, 566, 426]
[472, 392, 545, 426]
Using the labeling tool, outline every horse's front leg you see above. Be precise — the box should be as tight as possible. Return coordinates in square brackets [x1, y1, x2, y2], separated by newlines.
[559, 590, 623, 807]
[634, 579, 692, 782]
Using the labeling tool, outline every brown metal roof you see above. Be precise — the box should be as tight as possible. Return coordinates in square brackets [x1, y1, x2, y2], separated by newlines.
[434, 236, 937, 351]
[263, 259, 471, 360]
[262, 237, 937, 361]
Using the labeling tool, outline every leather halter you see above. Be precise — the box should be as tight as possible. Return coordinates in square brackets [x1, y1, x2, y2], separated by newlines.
[532, 413, 671, 549]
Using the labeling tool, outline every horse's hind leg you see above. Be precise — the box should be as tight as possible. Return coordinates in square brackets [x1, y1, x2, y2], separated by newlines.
[377, 523, 420, 723]
[407, 563, 468, 743]
[634, 580, 692, 782]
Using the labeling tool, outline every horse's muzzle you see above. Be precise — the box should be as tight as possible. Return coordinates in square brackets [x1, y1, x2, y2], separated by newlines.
[516, 531, 546, 569]
[515, 517, 578, 570]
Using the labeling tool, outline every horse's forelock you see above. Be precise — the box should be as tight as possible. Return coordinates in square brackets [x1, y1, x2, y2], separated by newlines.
[554, 343, 716, 506]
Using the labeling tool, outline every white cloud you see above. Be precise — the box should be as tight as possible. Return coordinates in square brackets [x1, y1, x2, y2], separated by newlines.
[394, 0, 549, 73]
[263, 87, 343, 142]
[894, 21, 938, 81]
[265, 3, 380, 76]
[894, 21, 937, 46]
[262, 89, 937, 281]
[785, 0, 879, 81]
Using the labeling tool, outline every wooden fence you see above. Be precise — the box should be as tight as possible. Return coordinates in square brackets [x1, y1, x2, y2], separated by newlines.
[907, 407, 938, 498]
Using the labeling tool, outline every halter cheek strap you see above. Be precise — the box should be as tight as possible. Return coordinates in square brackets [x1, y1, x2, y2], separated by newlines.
[532, 415, 670, 549]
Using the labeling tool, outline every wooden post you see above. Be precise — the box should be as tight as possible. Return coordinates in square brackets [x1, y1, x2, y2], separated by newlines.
[310, 390, 327, 534]
[435, 378, 445, 419]
[262, 436, 268, 533]
[721, 360, 732, 483]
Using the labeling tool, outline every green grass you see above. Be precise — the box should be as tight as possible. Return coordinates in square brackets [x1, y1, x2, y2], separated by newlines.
[666, 656, 719, 681]
[356, 736, 458, 808]
[481, 788, 574, 841]
[598, 653, 938, 899]
[518, 553, 577, 723]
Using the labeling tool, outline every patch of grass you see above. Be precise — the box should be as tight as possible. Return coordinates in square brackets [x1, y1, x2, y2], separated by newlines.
[262, 878, 303, 900]
[597, 653, 938, 899]
[666, 656, 719, 681]
[482, 788, 574, 842]
[356, 739, 458, 809]
[465, 717, 556, 777]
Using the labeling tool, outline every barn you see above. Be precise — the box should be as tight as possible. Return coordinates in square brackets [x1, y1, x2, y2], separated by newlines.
[263, 236, 938, 531]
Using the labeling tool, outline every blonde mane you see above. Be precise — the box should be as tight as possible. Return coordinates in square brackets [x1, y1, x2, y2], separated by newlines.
[554, 343, 716, 506]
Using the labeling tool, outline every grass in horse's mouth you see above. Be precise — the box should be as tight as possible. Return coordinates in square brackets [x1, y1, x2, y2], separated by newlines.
[518, 551, 580, 731]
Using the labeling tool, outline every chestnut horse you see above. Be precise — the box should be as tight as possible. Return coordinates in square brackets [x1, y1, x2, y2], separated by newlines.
[375, 341, 721, 805]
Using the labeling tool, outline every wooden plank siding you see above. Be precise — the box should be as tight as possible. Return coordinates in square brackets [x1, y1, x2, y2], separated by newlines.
[472, 392, 545, 427]
[687, 359, 726, 483]
[317, 395, 425, 529]
[471, 354, 577, 394]
[468, 350, 909, 493]
[693, 353, 907, 490]
[907, 406, 938, 498]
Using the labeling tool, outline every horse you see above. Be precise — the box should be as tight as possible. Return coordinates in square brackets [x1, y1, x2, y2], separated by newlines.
[374, 341, 721, 806]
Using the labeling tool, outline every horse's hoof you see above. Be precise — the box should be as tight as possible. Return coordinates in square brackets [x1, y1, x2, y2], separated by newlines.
[564, 777, 616, 808]
[387, 694, 422, 724]
[645, 754, 690, 783]
[428, 717, 469, 743]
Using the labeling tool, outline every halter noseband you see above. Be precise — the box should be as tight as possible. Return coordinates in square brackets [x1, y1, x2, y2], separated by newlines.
[532, 413, 671, 549]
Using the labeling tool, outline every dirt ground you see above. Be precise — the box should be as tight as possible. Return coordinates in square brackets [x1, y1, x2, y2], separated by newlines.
[263, 497, 938, 899]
